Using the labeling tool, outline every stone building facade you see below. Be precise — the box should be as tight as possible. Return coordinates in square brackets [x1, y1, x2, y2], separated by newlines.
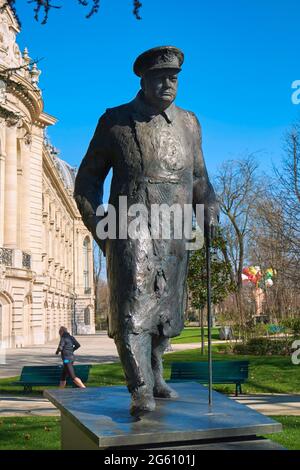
[0, 2, 95, 348]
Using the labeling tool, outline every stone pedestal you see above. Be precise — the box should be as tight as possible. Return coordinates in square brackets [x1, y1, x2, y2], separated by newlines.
[44, 383, 284, 450]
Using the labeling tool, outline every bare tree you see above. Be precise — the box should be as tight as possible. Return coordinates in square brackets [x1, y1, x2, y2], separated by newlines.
[96, 279, 109, 329]
[93, 241, 106, 327]
[274, 123, 300, 262]
[0, 0, 142, 24]
[215, 154, 264, 324]
[93, 241, 110, 330]
[247, 123, 300, 320]
[249, 197, 295, 320]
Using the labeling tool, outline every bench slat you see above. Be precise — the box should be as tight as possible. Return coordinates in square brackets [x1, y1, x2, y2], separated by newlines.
[169, 361, 249, 396]
[13, 365, 91, 389]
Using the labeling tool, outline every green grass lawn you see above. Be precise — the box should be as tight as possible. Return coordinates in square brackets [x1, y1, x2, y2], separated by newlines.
[1, 348, 299, 395]
[0, 417, 60, 450]
[162, 348, 300, 395]
[0, 415, 299, 450]
[87, 348, 300, 395]
[171, 327, 220, 343]
[0, 346, 299, 451]
[262, 416, 300, 450]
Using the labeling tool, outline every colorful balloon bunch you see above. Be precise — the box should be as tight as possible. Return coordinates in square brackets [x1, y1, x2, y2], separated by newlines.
[242, 266, 261, 286]
[242, 266, 275, 288]
[264, 268, 275, 288]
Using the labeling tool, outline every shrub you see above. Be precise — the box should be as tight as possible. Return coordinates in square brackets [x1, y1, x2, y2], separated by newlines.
[280, 318, 300, 336]
[217, 343, 235, 355]
[233, 337, 294, 356]
[95, 317, 108, 330]
[252, 323, 269, 337]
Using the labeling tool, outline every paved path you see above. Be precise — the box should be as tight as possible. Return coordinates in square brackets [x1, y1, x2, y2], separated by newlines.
[0, 333, 119, 378]
[0, 333, 205, 379]
[1, 393, 299, 417]
[0, 396, 60, 416]
[231, 394, 300, 416]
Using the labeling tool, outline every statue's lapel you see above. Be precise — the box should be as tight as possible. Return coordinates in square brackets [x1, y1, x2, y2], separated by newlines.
[129, 110, 152, 169]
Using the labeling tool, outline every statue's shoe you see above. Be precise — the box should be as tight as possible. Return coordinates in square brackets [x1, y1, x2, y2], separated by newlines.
[130, 388, 156, 416]
[153, 382, 179, 399]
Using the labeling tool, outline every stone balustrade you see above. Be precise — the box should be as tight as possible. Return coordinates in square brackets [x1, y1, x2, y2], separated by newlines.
[0, 247, 13, 266]
[0, 247, 31, 269]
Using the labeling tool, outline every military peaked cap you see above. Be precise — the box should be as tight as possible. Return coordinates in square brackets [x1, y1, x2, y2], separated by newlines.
[133, 46, 184, 77]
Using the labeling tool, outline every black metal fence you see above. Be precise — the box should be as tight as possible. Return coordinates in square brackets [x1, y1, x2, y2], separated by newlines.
[0, 247, 12, 266]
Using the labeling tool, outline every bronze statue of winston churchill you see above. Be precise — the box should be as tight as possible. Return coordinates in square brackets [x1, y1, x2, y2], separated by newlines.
[74, 46, 219, 416]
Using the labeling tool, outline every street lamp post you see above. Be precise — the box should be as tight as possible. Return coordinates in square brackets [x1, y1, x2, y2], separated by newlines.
[206, 230, 213, 406]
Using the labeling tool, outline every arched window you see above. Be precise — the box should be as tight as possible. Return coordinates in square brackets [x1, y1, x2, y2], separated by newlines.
[83, 237, 90, 293]
[84, 307, 90, 326]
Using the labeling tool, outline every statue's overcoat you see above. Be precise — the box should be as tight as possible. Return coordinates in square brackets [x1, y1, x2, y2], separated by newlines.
[74, 91, 218, 340]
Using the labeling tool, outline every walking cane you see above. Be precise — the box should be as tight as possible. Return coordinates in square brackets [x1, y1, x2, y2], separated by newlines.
[206, 226, 213, 406]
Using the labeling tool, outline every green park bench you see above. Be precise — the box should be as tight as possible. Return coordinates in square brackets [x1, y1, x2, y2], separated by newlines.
[267, 324, 285, 335]
[13, 364, 91, 392]
[169, 360, 249, 396]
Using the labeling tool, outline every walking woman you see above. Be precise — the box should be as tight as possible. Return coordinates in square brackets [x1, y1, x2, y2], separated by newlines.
[55, 326, 86, 389]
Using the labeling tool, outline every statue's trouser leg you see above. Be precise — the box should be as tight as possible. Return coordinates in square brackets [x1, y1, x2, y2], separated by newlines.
[151, 335, 179, 398]
[114, 332, 155, 414]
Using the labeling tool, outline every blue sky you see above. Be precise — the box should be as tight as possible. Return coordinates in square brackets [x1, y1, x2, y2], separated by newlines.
[15, 0, 300, 201]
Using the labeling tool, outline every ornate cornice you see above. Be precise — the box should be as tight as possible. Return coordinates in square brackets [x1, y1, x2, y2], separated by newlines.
[43, 144, 79, 219]
[0, 66, 57, 128]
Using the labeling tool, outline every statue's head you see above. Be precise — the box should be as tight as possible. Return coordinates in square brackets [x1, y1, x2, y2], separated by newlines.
[133, 46, 184, 111]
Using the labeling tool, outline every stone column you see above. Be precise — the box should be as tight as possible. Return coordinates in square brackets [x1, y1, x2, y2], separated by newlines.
[74, 226, 79, 288]
[19, 138, 31, 251]
[48, 201, 54, 268]
[88, 236, 93, 292]
[28, 129, 43, 274]
[4, 125, 18, 248]
[77, 230, 84, 292]
[28, 128, 44, 344]
[0, 128, 6, 247]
